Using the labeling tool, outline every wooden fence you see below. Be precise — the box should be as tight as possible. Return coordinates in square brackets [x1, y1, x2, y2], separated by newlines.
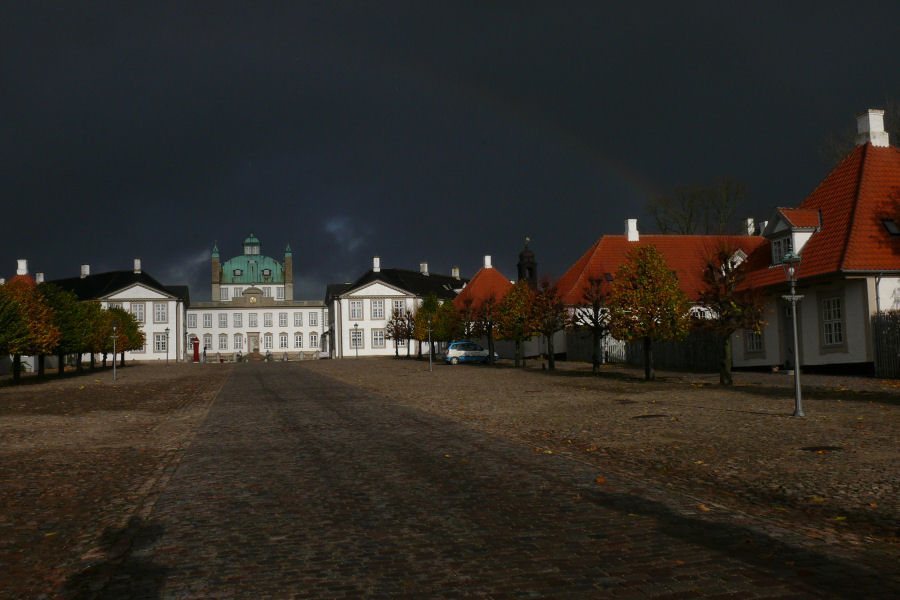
[872, 312, 900, 378]
[624, 329, 723, 372]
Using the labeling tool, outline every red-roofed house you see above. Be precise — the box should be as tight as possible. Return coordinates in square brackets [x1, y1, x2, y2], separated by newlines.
[733, 109, 900, 372]
[453, 255, 513, 312]
[555, 220, 766, 365]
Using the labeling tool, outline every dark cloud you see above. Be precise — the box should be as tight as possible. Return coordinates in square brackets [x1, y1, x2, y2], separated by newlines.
[3, 2, 900, 299]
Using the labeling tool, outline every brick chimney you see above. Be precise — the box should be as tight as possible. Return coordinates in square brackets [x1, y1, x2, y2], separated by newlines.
[856, 108, 890, 147]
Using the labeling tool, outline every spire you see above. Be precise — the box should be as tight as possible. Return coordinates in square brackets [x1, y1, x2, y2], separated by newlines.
[212, 243, 219, 258]
[285, 243, 293, 257]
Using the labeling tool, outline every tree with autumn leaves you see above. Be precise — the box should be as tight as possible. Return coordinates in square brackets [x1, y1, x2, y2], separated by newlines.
[496, 280, 540, 368]
[0, 277, 61, 382]
[568, 276, 611, 375]
[533, 280, 567, 370]
[607, 245, 691, 381]
[694, 245, 768, 386]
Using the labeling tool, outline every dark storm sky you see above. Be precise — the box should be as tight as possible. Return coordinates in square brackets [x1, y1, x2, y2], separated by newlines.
[3, 2, 900, 300]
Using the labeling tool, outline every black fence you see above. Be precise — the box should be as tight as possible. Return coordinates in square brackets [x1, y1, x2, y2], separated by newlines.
[872, 312, 900, 378]
[624, 329, 723, 372]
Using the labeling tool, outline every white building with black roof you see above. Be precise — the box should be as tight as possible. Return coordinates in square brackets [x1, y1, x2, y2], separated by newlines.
[49, 259, 189, 362]
[326, 257, 466, 358]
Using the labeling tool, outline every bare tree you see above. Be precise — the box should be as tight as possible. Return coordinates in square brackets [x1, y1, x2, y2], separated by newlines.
[647, 178, 746, 235]
[568, 276, 610, 375]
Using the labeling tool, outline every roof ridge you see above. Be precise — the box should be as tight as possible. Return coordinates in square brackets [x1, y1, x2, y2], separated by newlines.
[840, 143, 869, 271]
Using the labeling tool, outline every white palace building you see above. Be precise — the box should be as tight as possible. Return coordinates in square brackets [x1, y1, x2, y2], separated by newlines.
[185, 235, 328, 360]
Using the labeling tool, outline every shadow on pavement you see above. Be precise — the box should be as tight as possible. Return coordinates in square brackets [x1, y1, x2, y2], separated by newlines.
[581, 487, 899, 599]
[61, 516, 168, 600]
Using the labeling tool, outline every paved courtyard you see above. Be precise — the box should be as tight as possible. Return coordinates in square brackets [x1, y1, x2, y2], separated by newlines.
[2, 360, 899, 598]
[58, 364, 900, 597]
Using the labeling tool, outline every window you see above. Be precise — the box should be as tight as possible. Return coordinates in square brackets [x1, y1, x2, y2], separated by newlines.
[262, 268, 272, 277]
[310, 332, 318, 349]
[393, 299, 405, 316]
[187, 313, 197, 328]
[109, 302, 123, 309]
[219, 334, 228, 350]
[295, 333, 303, 348]
[154, 333, 167, 353]
[276, 287, 284, 299]
[249, 313, 258, 327]
[263, 287, 271, 297]
[744, 329, 763, 354]
[372, 329, 385, 348]
[396, 337, 406, 347]
[233, 313, 242, 327]
[203, 313, 212, 328]
[350, 300, 363, 320]
[294, 312, 302, 327]
[233, 287, 240, 299]
[203, 334, 212, 351]
[154, 302, 167, 323]
[350, 328, 363, 348]
[279, 333, 288, 348]
[371, 299, 384, 320]
[233, 269, 243, 276]
[219, 313, 228, 328]
[308, 312, 318, 327]
[264, 313, 273, 327]
[220, 287, 229, 301]
[822, 297, 844, 346]
[279, 312, 288, 327]
[772, 237, 793, 264]
[264, 333, 273, 349]
[234, 333, 243, 349]
[131, 303, 145, 323]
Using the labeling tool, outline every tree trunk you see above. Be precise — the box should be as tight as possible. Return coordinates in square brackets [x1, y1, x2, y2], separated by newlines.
[120, 352, 126, 367]
[102, 353, 108, 368]
[591, 329, 601, 374]
[643, 337, 654, 381]
[406, 338, 411, 358]
[37, 355, 45, 378]
[719, 336, 733, 386]
[514, 340, 521, 368]
[12, 355, 21, 384]
[90, 353, 96, 370]
[417, 340, 422, 360]
[77, 354, 84, 373]
[58, 353, 65, 377]
[547, 334, 556, 370]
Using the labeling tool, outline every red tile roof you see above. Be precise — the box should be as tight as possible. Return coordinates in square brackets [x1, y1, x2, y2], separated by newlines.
[555, 235, 767, 304]
[743, 143, 900, 288]
[778, 208, 820, 228]
[453, 266, 513, 310]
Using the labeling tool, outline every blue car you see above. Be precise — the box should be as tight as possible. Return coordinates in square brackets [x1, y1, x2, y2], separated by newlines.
[444, 341, 499, 364]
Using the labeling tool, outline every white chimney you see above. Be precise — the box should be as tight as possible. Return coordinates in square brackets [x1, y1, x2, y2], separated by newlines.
[451, 266, 460, 279]
[80, 264, 90, 279]
[420, 261, 429, 276]
[856, 108, 890, 147]
[0, 278, 5, 285]
[36, 272, 44, 283]
[133, 258, 142, 274]
[484, 255, 493, 269]
[744, 217, 755, 236]
[625, 219, 639, 242]
[372, 256, 381, 273]
[16, 259, 27, 276]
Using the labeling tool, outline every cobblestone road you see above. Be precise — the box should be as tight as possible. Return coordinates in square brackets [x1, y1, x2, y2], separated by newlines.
[74, 363, 899, 599]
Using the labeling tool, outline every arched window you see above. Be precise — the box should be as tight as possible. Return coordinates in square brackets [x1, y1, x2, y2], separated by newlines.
[203, 334, 212, 350]
[218, 334, 228, 350]
[294, 332, 303, 348]
[279, 333, 288, 349]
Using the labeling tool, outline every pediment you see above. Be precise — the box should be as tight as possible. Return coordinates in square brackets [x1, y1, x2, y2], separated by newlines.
[104, 283, 171, 300]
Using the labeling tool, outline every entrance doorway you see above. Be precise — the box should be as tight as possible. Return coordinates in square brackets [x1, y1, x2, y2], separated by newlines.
[248, 333, 260, 354]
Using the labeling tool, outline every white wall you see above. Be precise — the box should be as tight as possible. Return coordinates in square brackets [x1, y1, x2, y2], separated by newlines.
[104, 285, 184, 362]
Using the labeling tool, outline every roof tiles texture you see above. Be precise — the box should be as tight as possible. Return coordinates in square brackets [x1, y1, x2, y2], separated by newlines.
[555, 235, 767, 305]
[452, 266, 513, 310]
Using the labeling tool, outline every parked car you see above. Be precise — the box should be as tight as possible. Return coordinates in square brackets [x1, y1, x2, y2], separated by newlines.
[444, 341, 499, 365]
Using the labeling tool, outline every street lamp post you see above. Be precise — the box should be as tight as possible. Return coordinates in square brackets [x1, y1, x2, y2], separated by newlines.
[165, 327, 170, 366]
[111, 320, 118, 382]
[781, 252, 804, 417]
[353, 322, 359, 359]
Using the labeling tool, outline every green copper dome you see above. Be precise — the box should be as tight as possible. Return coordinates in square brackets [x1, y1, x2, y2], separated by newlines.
[220, 235, 283, 283]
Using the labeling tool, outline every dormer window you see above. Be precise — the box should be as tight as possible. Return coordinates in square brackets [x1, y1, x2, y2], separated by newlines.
[772, 237, 793, 265]
[262, 268, 272, 277]
[883, 219, 900, 236]
[233, 269, 243, 276]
